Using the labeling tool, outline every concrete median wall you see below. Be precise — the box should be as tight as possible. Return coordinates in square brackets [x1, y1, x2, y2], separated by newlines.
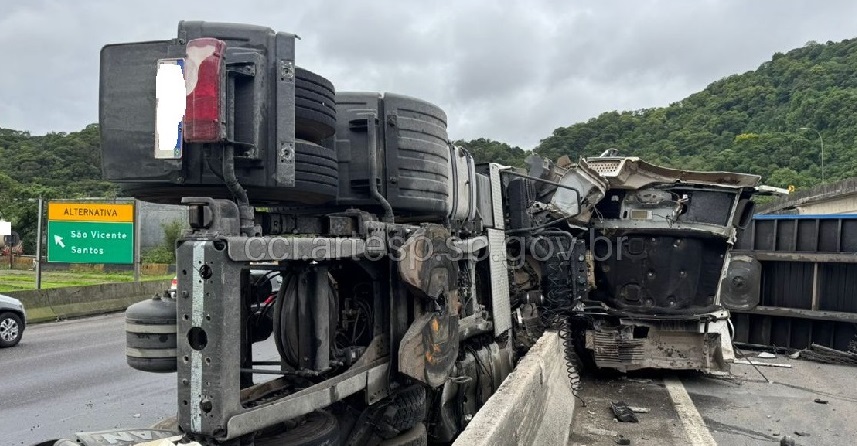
[453, 331, 576, 446]
[5, 280, 170, 323]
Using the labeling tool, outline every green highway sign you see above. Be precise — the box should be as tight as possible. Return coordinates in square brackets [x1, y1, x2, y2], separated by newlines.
[47, 221, 134, 264]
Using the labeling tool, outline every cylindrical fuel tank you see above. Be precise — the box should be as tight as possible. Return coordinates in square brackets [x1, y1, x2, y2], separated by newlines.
[126, 295, 178, 373]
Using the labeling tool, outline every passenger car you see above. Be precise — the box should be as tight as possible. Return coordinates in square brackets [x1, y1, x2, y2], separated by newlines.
[0, 293, 26, 347]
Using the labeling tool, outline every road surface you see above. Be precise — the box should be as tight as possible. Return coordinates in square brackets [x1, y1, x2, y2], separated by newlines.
[569, 354, 857, 445]
[0, 313, 277, 446]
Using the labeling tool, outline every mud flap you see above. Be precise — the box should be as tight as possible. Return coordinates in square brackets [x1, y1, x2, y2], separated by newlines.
[398, 311, 459, 387]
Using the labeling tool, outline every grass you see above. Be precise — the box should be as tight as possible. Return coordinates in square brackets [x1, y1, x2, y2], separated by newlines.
[0, 269, 173, 293]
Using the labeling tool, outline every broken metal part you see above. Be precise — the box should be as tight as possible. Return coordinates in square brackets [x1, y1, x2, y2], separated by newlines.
[226, 359, 389, 439]
[610, 401, 639, 423]
[398, 312, 459, 388]
[585, 318, 733, 373]
[397, 224, 459, 301]
[583, 156, 761, 190]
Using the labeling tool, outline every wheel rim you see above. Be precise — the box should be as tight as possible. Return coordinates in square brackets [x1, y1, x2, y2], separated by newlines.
[0, 317, 19, 342]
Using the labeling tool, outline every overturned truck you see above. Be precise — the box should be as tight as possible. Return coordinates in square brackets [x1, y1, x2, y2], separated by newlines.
[50, 21, 759, 446]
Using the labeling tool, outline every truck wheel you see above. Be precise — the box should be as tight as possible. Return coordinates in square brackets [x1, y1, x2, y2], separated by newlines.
[296, 68, 336, 144]
[378, 423, 427, 446]
[254, 411, 339, 446]
[0, 312, 23, 347]
[375, 384, 427, 439]
[294, 140, 339, 200]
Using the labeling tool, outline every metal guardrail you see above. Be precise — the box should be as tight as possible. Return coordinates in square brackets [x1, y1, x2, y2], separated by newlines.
[731, 214, 857, 350]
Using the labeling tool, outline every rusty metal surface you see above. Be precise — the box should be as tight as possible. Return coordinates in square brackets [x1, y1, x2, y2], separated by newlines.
[397, 225, 458, 301]
[585, 320, 732, 373]
[398, 312, 459, 388]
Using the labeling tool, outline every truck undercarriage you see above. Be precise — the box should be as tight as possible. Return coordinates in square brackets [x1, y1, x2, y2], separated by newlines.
[46, 20, 760, 446]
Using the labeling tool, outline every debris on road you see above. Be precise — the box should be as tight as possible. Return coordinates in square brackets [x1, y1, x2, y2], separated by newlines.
[799, 344, 857, 366]
[611, 401, 639, 423]
[615, 436, 631, 445]
[758, 352, 777, 359]
[814, 398, 828, 404]
[628, 406, 651, 413]
[734, 359, 792, 368]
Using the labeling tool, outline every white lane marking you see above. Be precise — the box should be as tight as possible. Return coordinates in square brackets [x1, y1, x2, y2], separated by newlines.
[664, 376, 717, 446]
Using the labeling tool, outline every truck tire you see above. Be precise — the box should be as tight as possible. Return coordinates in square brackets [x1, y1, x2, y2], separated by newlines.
[296, 68, 336, 144]
[378, 423, 427, 446]
[375, 384, 427, 439]
[295, 140, 338, 199]
[0, 312, 23, 347]
[255, 411, 339, 446]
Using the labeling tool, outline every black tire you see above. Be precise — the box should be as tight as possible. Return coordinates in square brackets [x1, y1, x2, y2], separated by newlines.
[294, 140, 339, 198]
[255, 411, 339, 446]
[296, 68, 336, 143]
[378, 423, 427, 446]
[379, 93, 450, 218]
[375, 385, 427, 439]
[0, 312, 23, 347]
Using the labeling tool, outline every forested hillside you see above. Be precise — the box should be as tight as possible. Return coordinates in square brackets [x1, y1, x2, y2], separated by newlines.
[0, 124, 116, 252]
[458, 38, 857, 190]
[533, 38, 857, 188]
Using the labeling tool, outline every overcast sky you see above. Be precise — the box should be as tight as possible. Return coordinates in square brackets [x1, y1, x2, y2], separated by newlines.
[1, 0, 856, 149]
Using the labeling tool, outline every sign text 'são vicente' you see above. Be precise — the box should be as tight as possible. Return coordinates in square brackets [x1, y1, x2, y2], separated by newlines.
[47, 202, 134, 264]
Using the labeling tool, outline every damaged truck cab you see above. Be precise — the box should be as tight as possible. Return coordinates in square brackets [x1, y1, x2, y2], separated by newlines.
[575, 157, 759, 373]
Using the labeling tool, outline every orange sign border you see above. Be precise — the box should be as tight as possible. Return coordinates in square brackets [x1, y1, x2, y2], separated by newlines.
[48, 202, 135, 223]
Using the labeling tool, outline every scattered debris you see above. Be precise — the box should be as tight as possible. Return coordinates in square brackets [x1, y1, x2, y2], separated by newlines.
[794, 431, 810, 437]
[780, 436, 796, 446]
[814, 398, 828, 404]
[625, 378, 652, 384]
[799, 344, 857, 366]
[628, 406, 650, 414]
[758, 352, 777, 359]
[789, 351, 801, 359]
[615, 436, 631, 445]
[583, 427, 619, 437]
[611, 401, 639, 423]
[734, 359, 792, 368]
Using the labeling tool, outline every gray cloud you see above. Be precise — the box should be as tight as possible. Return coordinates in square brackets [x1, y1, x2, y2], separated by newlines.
[1, 0, 856, 149]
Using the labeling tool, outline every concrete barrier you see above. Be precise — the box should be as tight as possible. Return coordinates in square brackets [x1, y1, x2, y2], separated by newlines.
[453, 331, 575, 446]
[5, 280, 171, 323]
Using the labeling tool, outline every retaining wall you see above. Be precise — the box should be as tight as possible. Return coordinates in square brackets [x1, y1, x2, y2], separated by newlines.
[453, 332, 575, 446]
[5, 280, 170, 323]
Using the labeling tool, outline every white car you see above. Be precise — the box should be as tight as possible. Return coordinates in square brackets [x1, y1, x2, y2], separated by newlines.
[0, 293, 26, 347]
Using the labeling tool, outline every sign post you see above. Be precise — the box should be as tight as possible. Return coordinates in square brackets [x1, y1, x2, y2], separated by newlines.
[47, 202, 135, 264]
[35, 196, 43, 289]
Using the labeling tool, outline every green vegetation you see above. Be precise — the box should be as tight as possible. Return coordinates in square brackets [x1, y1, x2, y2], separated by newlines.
[0, 269, 172, 293]
[0, 124, 117, 253]
[141, 219, 184, 264]
[455, 138, 527, 167]
[462, 38, 857, 191]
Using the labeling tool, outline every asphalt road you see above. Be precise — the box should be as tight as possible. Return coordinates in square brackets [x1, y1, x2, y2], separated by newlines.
[569, 354, 857, 445]
[0, 313, 278, 446]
